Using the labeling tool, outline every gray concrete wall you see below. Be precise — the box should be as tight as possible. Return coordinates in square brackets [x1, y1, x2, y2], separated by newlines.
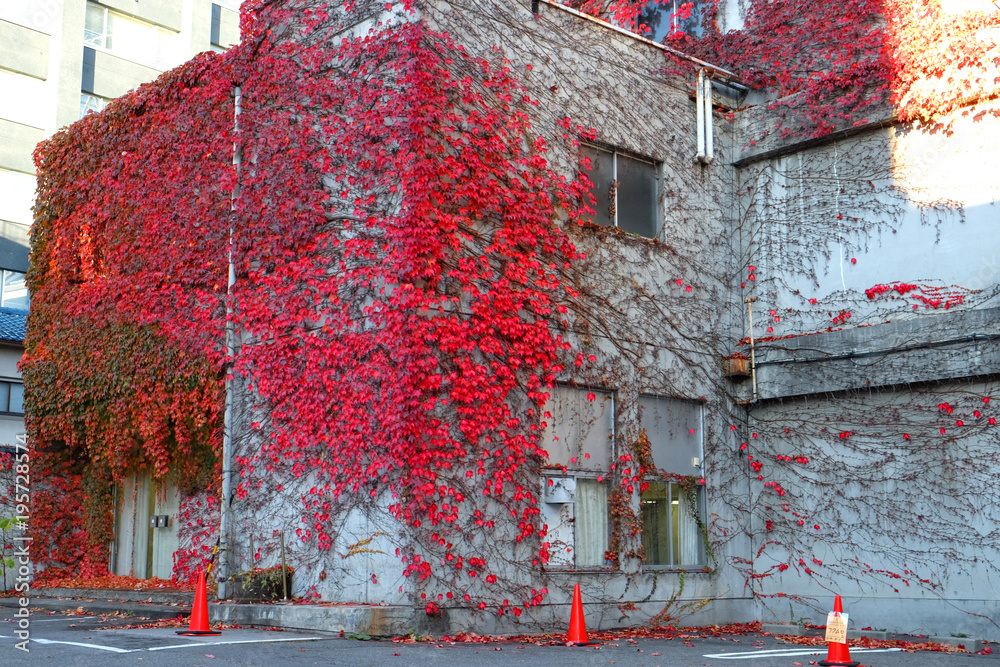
[738, 113, 1000, 344]
[734, 93, 1000, 636]
[741, 378, 1000, 637]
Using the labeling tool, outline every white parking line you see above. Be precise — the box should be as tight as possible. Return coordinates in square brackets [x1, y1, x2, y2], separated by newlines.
[0, 634, 322, 653]
[703, 647, 904, 659]
[29, 637, 132, 653]
[146, 637, 322, 651]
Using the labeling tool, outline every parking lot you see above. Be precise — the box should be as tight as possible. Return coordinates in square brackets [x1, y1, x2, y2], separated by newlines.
[2, 606, 997, 667]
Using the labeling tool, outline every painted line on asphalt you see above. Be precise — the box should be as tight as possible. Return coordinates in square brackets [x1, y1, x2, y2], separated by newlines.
[1, 634, 322, 653]
[703, 647, 904, 659]
[146, 637, 323, 651]
[30, 637, 132, 653]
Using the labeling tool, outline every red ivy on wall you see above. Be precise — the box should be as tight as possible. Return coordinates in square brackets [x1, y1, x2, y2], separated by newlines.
[581, 0, 1000, 136]
[26, 2, 595, 610]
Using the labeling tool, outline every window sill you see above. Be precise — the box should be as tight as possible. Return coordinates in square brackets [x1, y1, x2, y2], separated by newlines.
[640, 565, 712, 573]
[544, 567, 619, 574]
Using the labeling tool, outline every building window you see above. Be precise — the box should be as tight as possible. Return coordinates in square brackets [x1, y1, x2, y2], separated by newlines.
[80, 92, 110, 118]
[581, 144, 660, 239]
[0, 271, 29, 310]
[84, 2, 113, 49]
[539, 386, 614, 568]
[638, 395, 706, 567]
[211, 3, 222, 47]
[83, 1, 181, 69]
[636, 0, 707, 41]
[0, 381, 25, 415]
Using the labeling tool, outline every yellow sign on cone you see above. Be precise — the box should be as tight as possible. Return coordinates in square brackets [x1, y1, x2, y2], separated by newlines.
[818, 595, 858, 667]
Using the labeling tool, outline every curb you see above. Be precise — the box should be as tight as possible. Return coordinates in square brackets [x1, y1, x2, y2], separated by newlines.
[0, 595, 188, 620]
[209, 602, 415, 636]
[2, 592, 414, 636]
[31, 587, 194, 604]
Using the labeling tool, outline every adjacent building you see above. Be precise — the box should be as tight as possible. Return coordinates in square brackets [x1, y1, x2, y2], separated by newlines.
[0, 0, 239, 583]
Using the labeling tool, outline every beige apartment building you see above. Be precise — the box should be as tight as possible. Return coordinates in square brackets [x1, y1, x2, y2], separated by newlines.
[0, 2, 238, 582]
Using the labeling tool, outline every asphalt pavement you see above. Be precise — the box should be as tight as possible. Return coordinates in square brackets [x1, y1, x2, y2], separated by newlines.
[2, 606, 998, 667]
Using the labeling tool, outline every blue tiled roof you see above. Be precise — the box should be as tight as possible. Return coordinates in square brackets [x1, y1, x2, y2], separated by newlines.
[0, 308, 27, 344]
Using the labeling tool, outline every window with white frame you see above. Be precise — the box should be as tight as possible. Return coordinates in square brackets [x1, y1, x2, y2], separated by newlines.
[581, 144, 660, 239]
[80, 92, 110, 118]
[0, 271, 28, 310]
[638, 395, 706, 567]
[84, 1, 182, 70]
[538, 386, 614, 568]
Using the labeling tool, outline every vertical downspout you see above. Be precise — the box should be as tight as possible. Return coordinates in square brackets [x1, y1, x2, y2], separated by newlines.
[695, 69, 705, 163]
[703, 73, 714, 164]
[218, 84, 242, 600]
[110, 481, 118, 574]
[745, 297, 758, 403]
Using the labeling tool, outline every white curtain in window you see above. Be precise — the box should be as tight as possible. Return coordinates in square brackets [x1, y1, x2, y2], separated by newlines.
[575, 479, 608, 567]
[677, 490, 700, 565]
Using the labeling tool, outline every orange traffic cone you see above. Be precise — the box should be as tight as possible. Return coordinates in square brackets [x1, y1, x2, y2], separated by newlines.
[563, 583, 598, 646]
[818, 595, 858, 667]
[176, 570, 222, 636]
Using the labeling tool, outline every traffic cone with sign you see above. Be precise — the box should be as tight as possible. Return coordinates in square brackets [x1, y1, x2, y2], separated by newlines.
[818, 595, 858, 667]
[176, 570, 221, 636]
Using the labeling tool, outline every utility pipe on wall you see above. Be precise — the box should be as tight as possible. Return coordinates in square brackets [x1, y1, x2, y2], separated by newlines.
[703, 71, 714, 164]
[695, 68, 705, 163]
[218, 84, 242, 600]
[695, 69, 715, 165]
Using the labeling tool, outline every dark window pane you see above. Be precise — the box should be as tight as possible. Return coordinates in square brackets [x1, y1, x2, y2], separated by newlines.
[581, 144, 614, 227]
[8, 383, 23, 414]
[641, 481, 705, 566]
[211, 3, 222, 46]
[617, 154, 658, 238]
[0, 383, 10, 413]
[82, 47, 96, 93]
[641, 479, 671, 565]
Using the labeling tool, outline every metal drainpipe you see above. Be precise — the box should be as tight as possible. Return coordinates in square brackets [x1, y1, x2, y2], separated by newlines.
[218, 84, 242, 600]
[695, 69, 705, 163]
[745, 297, 758, 403]
[703, 73, 714, 165]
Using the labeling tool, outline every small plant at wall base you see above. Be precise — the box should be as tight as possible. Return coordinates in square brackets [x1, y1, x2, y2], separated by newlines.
[0, 517, 24, 574]
[229, 565, 293, 602]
